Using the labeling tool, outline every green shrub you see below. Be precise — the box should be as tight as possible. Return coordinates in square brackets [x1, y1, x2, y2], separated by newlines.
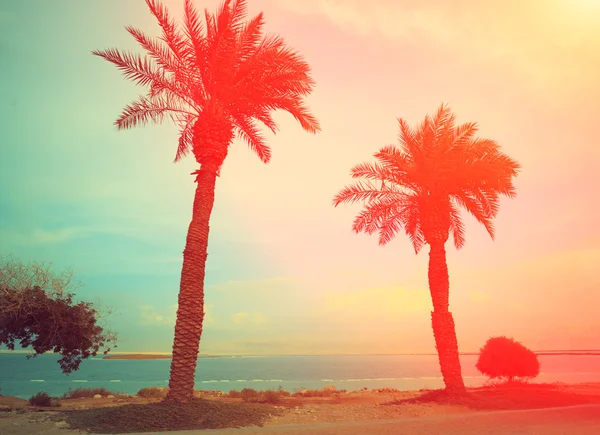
[137, 387, 167, 399]
[228, 387, 291, 403]
[276, 386, 291, 397]
[476, 336, 540, 382]
[240, 388, 259, 402]
[292, 387, 343, 397]
[62, 387, 115, 399]
[227, 390, 242, 398]
[29, 392, 54, 407]
[261, 390, 280, 404]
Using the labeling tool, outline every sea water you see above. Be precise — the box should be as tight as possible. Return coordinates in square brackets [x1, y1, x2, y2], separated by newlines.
[1, 353, 600, 399]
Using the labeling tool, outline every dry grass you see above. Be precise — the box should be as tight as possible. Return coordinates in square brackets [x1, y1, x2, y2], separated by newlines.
[228, 387, 291, 403]
[62, 387, 117, 399]
[292, 387, 346, 397]
[137, 387, 167, 399]
[63, 398, 283, 434]
[226, 386, 346, 403]
[28, 392, 60, 407]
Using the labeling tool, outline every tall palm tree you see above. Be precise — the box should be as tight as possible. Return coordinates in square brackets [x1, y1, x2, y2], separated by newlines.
[333, 104, 519, 395]
[93, 0, 320, 403]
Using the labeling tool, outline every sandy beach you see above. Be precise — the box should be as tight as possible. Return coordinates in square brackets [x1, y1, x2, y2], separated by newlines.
[2, 382, 600, 434]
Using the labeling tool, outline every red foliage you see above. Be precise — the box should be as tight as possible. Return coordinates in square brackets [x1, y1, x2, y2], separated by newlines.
[476, 336, 540, 381]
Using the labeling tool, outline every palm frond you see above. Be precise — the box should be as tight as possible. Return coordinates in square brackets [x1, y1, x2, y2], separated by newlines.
[145, 0, 187, 59]
[353, 197, 404, 235]
[350, 161, 389, 181]
[260, 97, 320, 133]
[402, 198, 425, 253]
[125, 26, 179, 75]
[232, 114, 271, 163]
[397, 117, 421, 161]
[183, 0, 205, 44]
[204, 8, 216, 42]
[374, 145, 414, 173]
[92, 48, 163, 88]
[453, 193, 495, 240]
[448, 201, 465, 249]
[250, 107, 279, 134]
[230, 0, 249, 32]
[182, 0, 208, 103]
[236, 12, 265, 61]
[333, 182, 404, 207]
[174, 113, 197, 162]
[377, 211, 404, 246]
[115, 94, 195, 130]
[430, 103, 455, 148]
[452, 121, 478, 146]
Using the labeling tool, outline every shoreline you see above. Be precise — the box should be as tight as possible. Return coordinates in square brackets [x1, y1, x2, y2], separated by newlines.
[2, 381, 600, 434]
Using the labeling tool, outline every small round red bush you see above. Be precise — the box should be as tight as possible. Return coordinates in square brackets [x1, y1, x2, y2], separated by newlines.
[476, 336, 540, 382]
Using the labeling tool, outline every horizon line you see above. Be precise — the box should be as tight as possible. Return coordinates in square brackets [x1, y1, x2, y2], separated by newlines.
[2, 349, 600, 356]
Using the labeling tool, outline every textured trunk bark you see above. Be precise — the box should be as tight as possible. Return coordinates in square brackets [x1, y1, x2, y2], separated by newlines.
[164, 162, 218, 403]
[428, 241, 466, 395]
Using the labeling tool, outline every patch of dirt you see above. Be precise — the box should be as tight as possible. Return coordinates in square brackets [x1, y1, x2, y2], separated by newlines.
[1, 383, 600, 434]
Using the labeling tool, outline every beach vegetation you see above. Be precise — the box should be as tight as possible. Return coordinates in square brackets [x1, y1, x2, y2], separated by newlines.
[476, 336, 540, 382]
[137, 387, 168, 399]
[28, 392, 59, 407]
[62, 387, 117, 399]
[0, 256, 117, 374]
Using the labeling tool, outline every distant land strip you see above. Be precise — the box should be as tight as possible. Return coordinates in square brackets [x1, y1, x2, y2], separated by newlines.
[102, 351, 600, 360]
[102, 354, 234, 360]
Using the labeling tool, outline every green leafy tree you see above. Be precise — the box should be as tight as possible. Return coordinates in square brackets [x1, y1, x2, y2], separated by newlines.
[476, 336, 540, 382]
[333, 104, 520, 394]
[93, 0, 320, 403]
[0, 256, 116, 373]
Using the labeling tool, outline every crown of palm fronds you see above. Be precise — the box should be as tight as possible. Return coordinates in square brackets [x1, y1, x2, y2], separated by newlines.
[93, 0, 320, 164]
[333, 104, 520, 253]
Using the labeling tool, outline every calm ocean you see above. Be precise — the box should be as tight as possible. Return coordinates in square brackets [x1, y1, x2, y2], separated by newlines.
[2, 353, 600, 399]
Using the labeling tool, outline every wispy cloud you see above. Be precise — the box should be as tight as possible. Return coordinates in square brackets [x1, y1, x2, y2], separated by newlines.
[140, 304, 177, 326]
[279, 0, 600, 92]
[0, 225, 166, 247]
[140, 303, 216, 328]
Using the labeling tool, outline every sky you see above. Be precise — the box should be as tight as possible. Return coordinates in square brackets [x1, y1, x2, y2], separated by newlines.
[1, 0, 599, 356]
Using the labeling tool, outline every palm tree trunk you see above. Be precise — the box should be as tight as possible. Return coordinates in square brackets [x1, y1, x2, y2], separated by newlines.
[164, 162, 218, 403]
[427, 241, 466, 395]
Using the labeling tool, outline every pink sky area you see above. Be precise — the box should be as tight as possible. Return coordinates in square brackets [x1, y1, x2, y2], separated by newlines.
[1, 0, 599, 355]
[205, 0, 600, 354]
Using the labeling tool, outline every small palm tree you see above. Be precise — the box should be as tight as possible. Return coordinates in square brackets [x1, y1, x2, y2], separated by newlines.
[333, 104, 519, 394]
[93, 0, 320, 403]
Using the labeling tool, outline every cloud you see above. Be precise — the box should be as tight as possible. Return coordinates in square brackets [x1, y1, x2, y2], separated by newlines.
[0, 225, 166, 247]
[231, 312, 268, 326]
[0, 227, 88, 246]
[279, 0, 600, 92]
[139, 304, 177, 326]
[140, 303, 216, 327]
[204, 304, 215, 326]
